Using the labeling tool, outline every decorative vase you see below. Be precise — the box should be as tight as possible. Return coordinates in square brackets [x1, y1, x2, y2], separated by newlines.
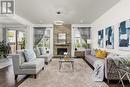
[64, 55, 69, 61]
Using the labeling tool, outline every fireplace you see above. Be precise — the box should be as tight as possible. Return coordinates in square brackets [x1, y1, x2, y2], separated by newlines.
[57, 48, 67, 55]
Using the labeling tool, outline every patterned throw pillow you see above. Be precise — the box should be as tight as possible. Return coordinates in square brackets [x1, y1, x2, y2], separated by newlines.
[24, 49, 36, 62]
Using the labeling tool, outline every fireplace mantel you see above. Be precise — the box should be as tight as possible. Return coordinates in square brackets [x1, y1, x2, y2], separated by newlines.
[53, 24, 71, 57]
[55, 43, 71, 46]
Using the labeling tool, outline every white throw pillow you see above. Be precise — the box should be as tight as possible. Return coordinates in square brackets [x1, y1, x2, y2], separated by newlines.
[24, 49, 36, 62]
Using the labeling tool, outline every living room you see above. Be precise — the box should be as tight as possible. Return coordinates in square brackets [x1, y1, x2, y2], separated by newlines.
[0, 0, 130, 87]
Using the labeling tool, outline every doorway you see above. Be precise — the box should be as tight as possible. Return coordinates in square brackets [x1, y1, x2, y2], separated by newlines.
[7, 30, 26, 54]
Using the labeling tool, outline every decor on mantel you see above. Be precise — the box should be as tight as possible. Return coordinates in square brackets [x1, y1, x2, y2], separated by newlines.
[98, 30, 104, 48]
[119, 19, 130, 50]
[105, 26, 114, 49]
[57, 33, 66, 44]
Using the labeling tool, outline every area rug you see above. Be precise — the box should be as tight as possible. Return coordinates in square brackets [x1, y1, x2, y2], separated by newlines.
[19, 59, 109, 87]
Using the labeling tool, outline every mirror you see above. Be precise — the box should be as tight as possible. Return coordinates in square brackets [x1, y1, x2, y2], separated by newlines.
[57, 33, 66, 44]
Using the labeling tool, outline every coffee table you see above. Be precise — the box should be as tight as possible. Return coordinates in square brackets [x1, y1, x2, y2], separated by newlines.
[59, 58, 74, 71]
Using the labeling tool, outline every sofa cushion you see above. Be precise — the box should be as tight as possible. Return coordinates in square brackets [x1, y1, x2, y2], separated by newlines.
[20, 58, 44, 69]
[85, 55, 104, 66]
[24, 49, 36, 62]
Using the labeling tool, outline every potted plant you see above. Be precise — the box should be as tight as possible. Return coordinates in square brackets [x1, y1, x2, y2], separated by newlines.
[75, 39, 80, 50]
[0, 41, 10, 59]
[21, 37, 26, 49]
[82, 39, 89, 49]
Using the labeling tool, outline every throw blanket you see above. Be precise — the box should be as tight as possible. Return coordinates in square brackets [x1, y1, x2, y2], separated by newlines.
[93, 60, 104, 81]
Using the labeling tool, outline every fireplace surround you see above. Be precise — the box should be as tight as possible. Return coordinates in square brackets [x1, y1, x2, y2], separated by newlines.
[53, 24, 71, 57]
[57, 48, 67, 55]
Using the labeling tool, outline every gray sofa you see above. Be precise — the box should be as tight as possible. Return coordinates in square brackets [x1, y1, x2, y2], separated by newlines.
[84, 49, 127, 83]
[12, 50, 45, 79]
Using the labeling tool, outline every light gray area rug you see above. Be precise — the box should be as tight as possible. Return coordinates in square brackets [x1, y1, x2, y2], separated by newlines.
[19, 59, 109, 87]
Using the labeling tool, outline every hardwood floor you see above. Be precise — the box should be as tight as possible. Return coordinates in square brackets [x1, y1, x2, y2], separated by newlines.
[0, 65, 27, 87]
[0, 65, 130, 87]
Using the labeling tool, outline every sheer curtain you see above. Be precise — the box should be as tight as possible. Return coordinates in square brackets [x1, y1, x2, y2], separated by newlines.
[34, 27, 46, 46]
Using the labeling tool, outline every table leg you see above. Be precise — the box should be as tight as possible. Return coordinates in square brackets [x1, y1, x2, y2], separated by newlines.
[126, 73, 130, 83]
[59, 62, 62, 71]
[118, 70, 126, 87]
[72, 62, 74, 72]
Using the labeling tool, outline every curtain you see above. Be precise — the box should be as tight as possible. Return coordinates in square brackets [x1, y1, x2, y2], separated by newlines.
[34, 27, 46, 46]
[3, 28, 7, 43]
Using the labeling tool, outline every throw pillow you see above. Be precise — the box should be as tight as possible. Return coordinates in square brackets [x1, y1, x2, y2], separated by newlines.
[96, 50, 102, 58]
[96, 50, 107, 59]
[101, 51, 107, 58]
[24, 49, 36, 62]
[107, 53, 118, 59]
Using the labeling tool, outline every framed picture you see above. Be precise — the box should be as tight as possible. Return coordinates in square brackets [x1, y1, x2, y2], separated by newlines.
[119, 19, 130, 50]
[105, 26, 114, 49]
[57, 33, 66, 44]
[98, 29, 104, 48]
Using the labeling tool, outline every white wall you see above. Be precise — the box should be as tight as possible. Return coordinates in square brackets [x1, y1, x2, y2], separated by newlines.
[0, 28, 3, 41]
[91, 0, 130, 55]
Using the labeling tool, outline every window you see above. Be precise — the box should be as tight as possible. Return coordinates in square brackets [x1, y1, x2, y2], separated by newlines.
[74, 29, 82, 49]
[7, 30, 26, 53]
[74, 27, 91, 50]
[38, 30, 50, 54]
[34, 28, 51, 54]
[8, 30, 16, 43]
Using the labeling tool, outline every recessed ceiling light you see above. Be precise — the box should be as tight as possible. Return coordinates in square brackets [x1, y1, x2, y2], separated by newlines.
[80, 20, 83, 23]
[39, 20, 43, 23]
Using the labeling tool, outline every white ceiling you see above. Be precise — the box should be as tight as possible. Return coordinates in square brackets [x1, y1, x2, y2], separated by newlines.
[0, 17, 20, 25]
[15, 0, 120, 24]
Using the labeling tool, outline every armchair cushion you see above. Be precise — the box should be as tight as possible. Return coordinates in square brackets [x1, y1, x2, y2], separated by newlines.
[20, 58, 44, 69]
[24, 49, 36, 62]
